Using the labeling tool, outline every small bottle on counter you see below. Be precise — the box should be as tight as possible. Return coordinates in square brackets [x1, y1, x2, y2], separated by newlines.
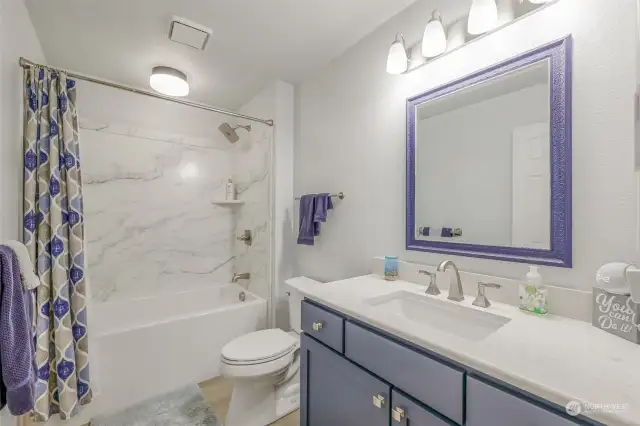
[384, 256, 399, 281]
[226, 177, 236, 200]
[519, 266, 548, 315]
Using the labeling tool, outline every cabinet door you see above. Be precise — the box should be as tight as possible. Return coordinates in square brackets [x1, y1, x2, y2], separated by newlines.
[301, 333, 390, 426]
[467, 376, 583, 426]
[391, 390, 456, 426]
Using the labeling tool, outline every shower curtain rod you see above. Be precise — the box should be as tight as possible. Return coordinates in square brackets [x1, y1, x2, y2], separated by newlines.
[19, 57, 274, 127]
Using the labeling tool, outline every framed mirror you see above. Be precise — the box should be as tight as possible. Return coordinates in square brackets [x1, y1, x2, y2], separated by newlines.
[406, 37, 572, 267]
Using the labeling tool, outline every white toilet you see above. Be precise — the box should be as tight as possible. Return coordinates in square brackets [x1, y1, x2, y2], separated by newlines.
[220, 280, 307, 426]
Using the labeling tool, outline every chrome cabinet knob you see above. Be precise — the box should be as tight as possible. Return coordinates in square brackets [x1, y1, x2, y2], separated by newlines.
[372, 394, 385, 408]
[392, 407, 405, 422]
[312, 321, 324, 331]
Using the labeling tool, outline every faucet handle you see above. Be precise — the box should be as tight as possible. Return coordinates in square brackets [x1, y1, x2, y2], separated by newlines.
[473, 282, 502, 308]
[418, 270, 441, 296]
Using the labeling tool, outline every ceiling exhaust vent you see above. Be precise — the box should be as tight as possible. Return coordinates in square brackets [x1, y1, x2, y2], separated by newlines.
[168, 17, 212, 50]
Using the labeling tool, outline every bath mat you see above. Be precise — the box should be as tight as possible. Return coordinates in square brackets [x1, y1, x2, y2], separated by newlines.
[92, 385, 221, 426]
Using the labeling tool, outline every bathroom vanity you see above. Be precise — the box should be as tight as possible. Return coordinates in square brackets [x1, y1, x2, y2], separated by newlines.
[295, 275, 640, 426]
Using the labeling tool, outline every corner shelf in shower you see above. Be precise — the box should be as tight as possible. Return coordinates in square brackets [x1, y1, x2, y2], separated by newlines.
[212, 200, 245, 205]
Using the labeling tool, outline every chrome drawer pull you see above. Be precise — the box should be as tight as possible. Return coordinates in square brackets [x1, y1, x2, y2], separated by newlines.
[312, 321, 324, 331]
[392, 407, 405, 422]
[372, 394, 385, 408]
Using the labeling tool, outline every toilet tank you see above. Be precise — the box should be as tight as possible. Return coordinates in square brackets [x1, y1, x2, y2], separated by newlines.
[285, 277, 323, 333]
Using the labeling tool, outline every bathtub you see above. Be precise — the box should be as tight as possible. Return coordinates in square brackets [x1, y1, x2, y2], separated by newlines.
[90, 284, 267, 417]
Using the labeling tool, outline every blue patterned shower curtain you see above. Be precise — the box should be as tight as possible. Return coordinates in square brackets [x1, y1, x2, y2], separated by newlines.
[23, 67, 91, 421]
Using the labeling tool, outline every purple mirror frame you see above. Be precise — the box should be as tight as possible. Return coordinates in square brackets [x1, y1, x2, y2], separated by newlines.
[406, 37, 572, 268]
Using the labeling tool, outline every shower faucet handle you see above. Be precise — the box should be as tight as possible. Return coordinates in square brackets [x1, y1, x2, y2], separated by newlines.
[237, 230, 252, 246]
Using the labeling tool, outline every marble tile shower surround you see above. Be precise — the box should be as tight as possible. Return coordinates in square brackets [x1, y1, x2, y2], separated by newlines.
[232, 125, 273, 301]
[80, 119, 271, 303]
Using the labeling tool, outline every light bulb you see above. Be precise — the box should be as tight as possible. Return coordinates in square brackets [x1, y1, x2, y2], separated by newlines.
[386, 34, 408, 75]
[422, 11, 447, 58]
[150, 66, 189, 97]
[468, 0, 498, 35]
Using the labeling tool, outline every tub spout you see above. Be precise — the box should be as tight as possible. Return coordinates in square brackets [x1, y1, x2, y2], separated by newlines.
[232, 273, 251, 283]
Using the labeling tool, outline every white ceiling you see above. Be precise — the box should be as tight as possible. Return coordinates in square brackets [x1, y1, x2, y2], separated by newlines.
[25, 0, 420, 109]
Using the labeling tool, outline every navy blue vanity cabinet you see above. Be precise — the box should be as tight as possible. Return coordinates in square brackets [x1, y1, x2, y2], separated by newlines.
[301, 333, 390, 426]
[466, 376, 583, 426]
[301, 300, 602, 426]
[391, 389, 458, 426]
[345, 321, 465, 424]
[301, 300, 345, 353]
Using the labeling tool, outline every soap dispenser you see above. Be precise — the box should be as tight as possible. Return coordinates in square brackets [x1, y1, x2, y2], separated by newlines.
[226, 177, 236, 200]
[519, 266, 548, 315]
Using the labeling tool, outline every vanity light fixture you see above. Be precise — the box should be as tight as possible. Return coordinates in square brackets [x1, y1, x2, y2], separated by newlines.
[468, 0, 499, 35]
[150, 66, 189, 97]
[386, 33, 409, 75]
[421, 11, 447, 58]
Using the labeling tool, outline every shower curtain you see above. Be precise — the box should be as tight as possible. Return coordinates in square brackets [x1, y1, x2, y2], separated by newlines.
[23, 67, 91, 421]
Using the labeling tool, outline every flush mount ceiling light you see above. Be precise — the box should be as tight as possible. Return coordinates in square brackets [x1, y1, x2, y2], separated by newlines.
[386, 33, 409, 75]
[422, 10, 447, 58]
[468, 0, 498, 35]
[149, 66, 189, 97]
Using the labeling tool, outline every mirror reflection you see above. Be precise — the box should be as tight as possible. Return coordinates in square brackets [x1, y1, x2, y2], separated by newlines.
[414, 60, 551, 249]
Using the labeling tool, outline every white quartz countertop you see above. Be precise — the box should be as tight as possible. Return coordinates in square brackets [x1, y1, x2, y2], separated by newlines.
[292, 274, 640, 426]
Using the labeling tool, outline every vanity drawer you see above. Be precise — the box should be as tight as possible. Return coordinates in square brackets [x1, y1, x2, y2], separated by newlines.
[391, 390, 456, 426]
[467, 376, 582, 426]
[345, 321, 464, 424]
[302, 300, 344, 353]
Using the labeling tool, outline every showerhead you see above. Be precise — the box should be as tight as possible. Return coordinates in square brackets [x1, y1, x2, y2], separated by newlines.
[218, 123, 251, 143]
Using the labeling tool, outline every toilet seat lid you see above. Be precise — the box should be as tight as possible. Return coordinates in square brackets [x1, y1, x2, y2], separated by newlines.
[221, 329, 297, 364]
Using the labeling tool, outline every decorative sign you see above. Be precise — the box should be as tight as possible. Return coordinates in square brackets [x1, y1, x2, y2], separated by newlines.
[592, 288, 640, 344]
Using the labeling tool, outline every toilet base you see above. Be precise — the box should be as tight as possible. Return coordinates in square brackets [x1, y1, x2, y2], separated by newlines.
[224, 371, 300, 426]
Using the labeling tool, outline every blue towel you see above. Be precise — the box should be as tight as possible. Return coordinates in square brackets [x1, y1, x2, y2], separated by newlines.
[297, 194, 335, 245]
[297, 195, 317, 245]
[441, 228, 453, 238]
[0, 245, 36, 415]
[313, 193, 334, 236]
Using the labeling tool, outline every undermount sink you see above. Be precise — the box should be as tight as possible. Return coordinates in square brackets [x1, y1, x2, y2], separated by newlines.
[365, 291, 511, 341]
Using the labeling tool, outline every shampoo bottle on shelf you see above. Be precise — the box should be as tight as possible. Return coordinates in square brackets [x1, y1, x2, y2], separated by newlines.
[519, 266, 548, 315]
[225, 177, 236, 201]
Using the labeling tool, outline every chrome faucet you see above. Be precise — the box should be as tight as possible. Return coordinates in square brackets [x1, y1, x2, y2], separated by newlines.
[473, 282, 502, 308]
[418, 270, 440, 295]
[232, 272, 251, 283]
[437, 260, 464, 302]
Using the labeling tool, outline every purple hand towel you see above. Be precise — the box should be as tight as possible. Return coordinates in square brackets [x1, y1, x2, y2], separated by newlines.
[297, 194, 317, 245]
[0, 245, 36, 415]
[441, 227, 453, 238]
[313, 193, 334, 236]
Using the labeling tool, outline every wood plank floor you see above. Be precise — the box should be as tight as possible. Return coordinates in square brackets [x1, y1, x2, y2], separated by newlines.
[199, 377, 300, 426]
